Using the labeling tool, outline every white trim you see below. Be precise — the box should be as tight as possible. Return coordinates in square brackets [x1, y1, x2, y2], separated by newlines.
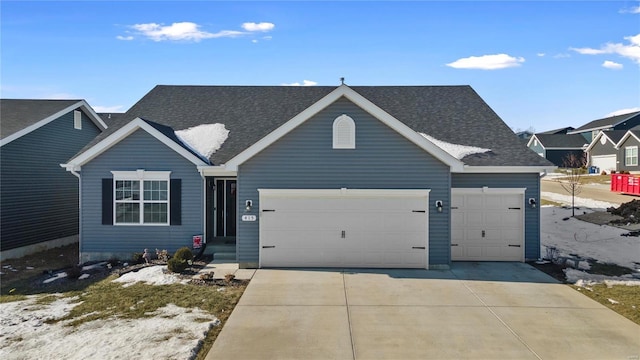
[452, 187, 526, 195]
[568, 125, 613, 135]
[525, 134, 540, 148]
[615, 130, 640, 149]
[544, 147, 587, 150]
[462, 166, 556, 173]
[112, 170, 171, 226]
[62, 117, 208, 171]
[332, 114, 356, 149]
[258, 188, 431, 198]
[224, 85, 464, 172]
[1, 100, 107, 147]
[197, 165, 237, 177]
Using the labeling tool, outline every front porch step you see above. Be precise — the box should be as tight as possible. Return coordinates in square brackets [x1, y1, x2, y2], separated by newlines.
[213, 252, 237, 261]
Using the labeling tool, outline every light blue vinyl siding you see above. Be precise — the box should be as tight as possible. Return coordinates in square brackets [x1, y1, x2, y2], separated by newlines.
[80, 129, 203, 262]
[451, 173, 540, 260]
[1, 110, 101, 251]
[238, 98, 451, 267]
[528, 139, 545, 158]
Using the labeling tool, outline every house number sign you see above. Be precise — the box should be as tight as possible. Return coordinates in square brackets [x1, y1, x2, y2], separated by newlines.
[241, 215, 257, 222]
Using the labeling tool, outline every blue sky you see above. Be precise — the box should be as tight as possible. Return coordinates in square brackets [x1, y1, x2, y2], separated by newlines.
[2, 1, 639, 132]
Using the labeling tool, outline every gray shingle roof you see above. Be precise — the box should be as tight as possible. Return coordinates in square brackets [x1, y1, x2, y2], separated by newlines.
[74, 85, 553, 168]
[570, 111, 640, 133]
[0, 99, 81, 139]
[600, 130, 627, 144]
[534, 134, 589, 148]
[538, 126, 575, 135]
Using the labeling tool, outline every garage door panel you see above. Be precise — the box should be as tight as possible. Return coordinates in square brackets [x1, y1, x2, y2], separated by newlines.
[260, 190, 429, 268]
[591, 155, 616, 171]
[451, 191, 524, 262]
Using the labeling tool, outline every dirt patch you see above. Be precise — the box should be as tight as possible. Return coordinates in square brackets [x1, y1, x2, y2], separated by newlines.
[575, 211, 640, 231]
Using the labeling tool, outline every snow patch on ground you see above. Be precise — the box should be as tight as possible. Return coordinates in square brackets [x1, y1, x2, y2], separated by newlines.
[564, 268, 640, 287]
[112, 265, 190, 287]
[0, 296, 219, 360]
[419, 133, 490, 160]
[541, 207, 639, 270]
[541, 191, 618, 209]
[175, 123, 229, 159]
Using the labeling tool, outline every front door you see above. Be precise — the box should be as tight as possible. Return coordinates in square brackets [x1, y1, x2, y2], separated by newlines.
[215, 179, 237, 237]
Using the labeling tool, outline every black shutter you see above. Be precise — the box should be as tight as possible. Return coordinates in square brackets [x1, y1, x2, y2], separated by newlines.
[170, 179, 181, 225]
[102, 178, 113, 225]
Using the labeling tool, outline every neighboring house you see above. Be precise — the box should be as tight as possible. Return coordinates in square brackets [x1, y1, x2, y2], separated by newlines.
[568, 111, 640, 142]
[615, 130, 640, 173]
[584, 130, 627, 173]
[62, 85, 554, 269]
[515, 130, 534, 140]
[1, 99, 107, 259]
[526, 134, 588, 167]
[537, 126, 575, 135]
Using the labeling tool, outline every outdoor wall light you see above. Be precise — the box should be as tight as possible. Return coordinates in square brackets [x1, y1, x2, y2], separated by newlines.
[529, 198, 537, 208]
[245, 200, 253, 212]
[435, 200, 443, 213]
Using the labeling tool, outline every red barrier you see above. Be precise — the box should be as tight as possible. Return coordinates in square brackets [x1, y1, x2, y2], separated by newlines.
[611, 174, 640, 195]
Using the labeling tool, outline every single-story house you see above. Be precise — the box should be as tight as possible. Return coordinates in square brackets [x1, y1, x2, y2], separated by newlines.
[568, 111, 640, 142]
[526, 133, 588, 167]
[584, 130, 627, 173]
[615, 130, 640, 173]
[62, 85, 554, 269]
[1, 99, 107, 259]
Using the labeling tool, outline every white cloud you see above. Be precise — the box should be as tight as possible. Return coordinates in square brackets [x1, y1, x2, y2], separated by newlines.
[620, 5, 640, 14]
[93, 105, 126, 113]
[553, 53, 571, 58]
[570, 33, 640, 64]
[602, 60, 623, 69]
[446, 53, 525, 70]
[537, 53, 546, 57]
[606, 107, 640, 117]
[242, 22, 275, 32]
[124, 21, 276, 42]
[282, 80, 318, 86]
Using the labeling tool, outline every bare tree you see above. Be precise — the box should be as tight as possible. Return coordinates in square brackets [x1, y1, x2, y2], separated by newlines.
[558, 153, 587, 216]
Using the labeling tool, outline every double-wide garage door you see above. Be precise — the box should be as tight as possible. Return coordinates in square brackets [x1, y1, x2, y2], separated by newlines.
[259, 189, 430, 268]
[451, 189, 525, 261]
[591, 155, 617, 172]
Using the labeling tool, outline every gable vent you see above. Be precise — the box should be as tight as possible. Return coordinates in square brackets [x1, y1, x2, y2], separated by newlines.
[333, 114, 355, 149]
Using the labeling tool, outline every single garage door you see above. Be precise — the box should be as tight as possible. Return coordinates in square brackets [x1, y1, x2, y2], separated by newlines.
[451, 189, 524, 261]
[591, 155, 617, 172]
[258, 189, 430, 268]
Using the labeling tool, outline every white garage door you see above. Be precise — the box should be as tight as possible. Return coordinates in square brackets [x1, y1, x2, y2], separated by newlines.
[258, 189, 429, 268]
[591, 155, 617, 172]
[451, 189, 524, 262]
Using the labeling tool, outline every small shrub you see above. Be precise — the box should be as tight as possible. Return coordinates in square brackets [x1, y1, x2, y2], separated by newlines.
[132, 253, 144, 264]
[601, 170, 607, 175]
[167, 258, 187, 273]
[200, 272, 214, 281]
[173, 247, 193, 262]
[224, 273, 235, 283]
[156, 249, 169, 262]
[611, 170, 617, 174]
[66, 265, 83, 280]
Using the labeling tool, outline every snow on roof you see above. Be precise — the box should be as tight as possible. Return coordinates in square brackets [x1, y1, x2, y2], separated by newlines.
[419, 133, 490, 160]
[175, 123, 229, 159]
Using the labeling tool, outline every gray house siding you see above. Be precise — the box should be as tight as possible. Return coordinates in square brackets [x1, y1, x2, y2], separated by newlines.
[79, 129, 203, 262]
[237, 98, 451, 268]
[451, 173, 540, 261]
[1, 110, 101, 251]
[590, 140, 616, 156]
[618, 136, 640, 172]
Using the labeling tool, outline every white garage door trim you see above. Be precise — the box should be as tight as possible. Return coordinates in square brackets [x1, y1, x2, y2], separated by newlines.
[258, 188, 430, 269]
[451, 187, 526, 262]
[591, 154, 617, 172]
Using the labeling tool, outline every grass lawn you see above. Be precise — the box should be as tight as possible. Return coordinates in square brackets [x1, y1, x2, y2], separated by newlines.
[552, 174, 612, 185]
[0, 244, 247, 359]
[573, 284, 640, 325]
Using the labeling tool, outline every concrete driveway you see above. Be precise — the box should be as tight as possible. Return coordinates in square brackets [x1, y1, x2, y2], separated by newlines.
[206, 262, 640, 360]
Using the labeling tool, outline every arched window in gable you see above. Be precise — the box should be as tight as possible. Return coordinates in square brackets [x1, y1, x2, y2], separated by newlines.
[332, 114, 355, 149]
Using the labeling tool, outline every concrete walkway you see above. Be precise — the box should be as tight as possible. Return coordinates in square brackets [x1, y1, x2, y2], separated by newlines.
[206, 262, 640, 360]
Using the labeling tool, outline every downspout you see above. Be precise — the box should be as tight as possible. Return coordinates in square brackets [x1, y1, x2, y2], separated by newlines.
[197, 169, 207, 260]
[69, 169, 82, 265]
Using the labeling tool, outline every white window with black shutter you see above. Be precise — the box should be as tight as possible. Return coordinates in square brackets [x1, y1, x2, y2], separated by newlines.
[102, 170, 181, 226]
